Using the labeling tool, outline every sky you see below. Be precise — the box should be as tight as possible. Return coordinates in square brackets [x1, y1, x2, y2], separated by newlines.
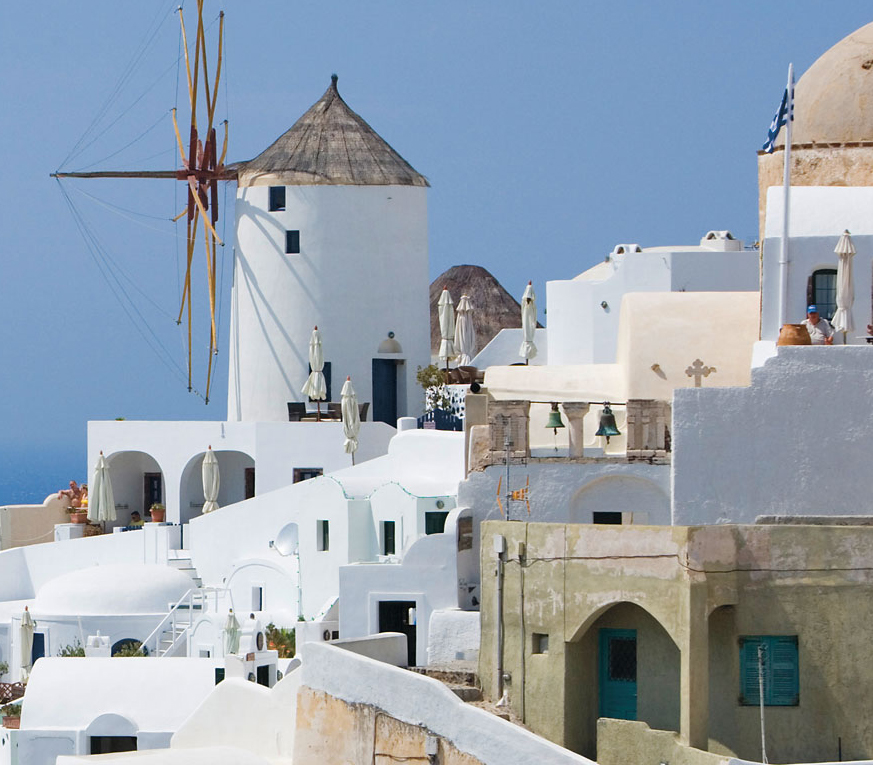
[1, 1, 871, 501]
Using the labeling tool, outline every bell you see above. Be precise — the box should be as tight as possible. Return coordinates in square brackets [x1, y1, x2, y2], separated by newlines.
[595, 403, 621, 443]
[545, 403, 565, 431]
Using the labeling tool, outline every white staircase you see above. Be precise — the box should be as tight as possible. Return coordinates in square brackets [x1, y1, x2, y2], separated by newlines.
[167, 549, 203, 588]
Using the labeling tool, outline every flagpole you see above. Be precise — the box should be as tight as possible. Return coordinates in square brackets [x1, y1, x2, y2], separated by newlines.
[778, 63, 794, 329]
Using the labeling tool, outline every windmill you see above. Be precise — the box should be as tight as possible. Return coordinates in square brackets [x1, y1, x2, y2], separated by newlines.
[52, 0, 232, 403]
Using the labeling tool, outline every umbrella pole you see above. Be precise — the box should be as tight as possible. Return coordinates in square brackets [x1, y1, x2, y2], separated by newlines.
[445, 359, 450, 385]
[317, 400, 321, 422]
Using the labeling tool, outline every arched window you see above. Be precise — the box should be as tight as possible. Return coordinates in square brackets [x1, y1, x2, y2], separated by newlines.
[808, 269, 838, 321]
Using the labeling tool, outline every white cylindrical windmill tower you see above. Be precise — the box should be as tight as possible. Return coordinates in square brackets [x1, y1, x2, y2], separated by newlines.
[227, 75, 430, 424]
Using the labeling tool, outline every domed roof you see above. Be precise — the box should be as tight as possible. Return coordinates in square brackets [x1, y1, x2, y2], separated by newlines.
[778, 22, 873, 146]
[237, 75, 428, 188]
[34, 565, 193, 615]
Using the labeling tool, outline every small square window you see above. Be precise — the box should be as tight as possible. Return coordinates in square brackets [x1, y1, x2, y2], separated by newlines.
[532, 633, 549, 654]
[317, 520, 330, 551]
[286, 230, 300, 254]
[425, 511, 449, 535]
[269, 186, 285, 211]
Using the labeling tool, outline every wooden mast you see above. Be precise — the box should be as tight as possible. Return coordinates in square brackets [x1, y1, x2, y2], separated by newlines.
[50, 1, 229, 404]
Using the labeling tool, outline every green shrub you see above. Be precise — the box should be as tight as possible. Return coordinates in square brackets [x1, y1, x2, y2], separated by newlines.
[57, 639, 85, 657]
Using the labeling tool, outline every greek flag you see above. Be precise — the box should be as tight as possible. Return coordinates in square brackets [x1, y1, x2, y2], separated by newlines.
[762, 83, 794, 153]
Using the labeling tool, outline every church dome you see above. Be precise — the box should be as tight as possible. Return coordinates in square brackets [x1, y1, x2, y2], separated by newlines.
[778, 22, 873, 146]
[34, 565, 194, 615]
[237, 75, 428, 188]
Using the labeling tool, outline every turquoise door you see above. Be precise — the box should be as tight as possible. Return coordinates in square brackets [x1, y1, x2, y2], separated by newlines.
[599, 628, 637, 719]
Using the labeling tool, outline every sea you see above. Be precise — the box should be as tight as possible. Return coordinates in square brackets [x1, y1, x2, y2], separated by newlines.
[0, 446, 86, 505]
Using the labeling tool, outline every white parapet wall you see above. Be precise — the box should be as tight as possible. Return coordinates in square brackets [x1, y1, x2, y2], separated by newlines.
[299, 641, 596, 765]
[673, 345, 873, 524]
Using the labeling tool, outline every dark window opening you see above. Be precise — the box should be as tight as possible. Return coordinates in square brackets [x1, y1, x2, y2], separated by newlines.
[269, 186, 285, 212]
[245, 467, 255, 499]
[532, 633, 549, 654]
[286, 230, 300, 254]
[608, 637, 637, 681]
[425, 511, 449, 535]
[810, 269, 838, 322]
[91, 737, 137, 755]
[318, 520, 329, 551]
[215, 667, 226, 684]
[593, 511, 622, 525]
[143, 472, 162, 514]
[256, 664, 270, 686]
[383, 521, 396, 555]
[294, 468, 323, 483]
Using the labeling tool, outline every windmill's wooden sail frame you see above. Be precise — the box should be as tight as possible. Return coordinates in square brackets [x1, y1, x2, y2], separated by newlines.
[53, 1, 232, 403]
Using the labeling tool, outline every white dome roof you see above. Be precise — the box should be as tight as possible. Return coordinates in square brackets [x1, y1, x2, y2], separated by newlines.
[34, 565, 193, 615]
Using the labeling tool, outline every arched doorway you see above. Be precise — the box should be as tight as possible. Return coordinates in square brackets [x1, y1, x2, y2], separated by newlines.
[566, 601, 680, 757]
[105, 451, 165, 527]
[179, 450, 255, 523]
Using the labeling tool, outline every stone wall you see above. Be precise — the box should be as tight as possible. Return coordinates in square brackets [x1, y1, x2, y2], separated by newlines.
[757, 144, 873, 241]
[597, 719, 729, 765]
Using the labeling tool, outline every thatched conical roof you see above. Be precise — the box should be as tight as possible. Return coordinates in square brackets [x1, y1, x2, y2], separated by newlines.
[237, 75, 428, 188]
[430, 265, 539, 357]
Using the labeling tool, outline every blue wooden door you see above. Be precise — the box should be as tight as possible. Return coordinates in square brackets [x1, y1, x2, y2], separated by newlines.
[599, 628, 637, 720]
[372, 359, 398, 425]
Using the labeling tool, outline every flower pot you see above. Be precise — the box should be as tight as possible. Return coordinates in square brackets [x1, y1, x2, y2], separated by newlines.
[2, 716, 20, 729]
[69, 511, 87, 524]
[150, 508, 166, 523]
[777, 323, 812, 346]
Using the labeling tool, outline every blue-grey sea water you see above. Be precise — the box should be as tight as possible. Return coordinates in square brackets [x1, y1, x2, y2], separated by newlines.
[0, 446, 86, 505]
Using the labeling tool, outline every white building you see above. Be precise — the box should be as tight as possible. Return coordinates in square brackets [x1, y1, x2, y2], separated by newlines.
[546, 232, 759, 366]
[228, 74, 430, 425]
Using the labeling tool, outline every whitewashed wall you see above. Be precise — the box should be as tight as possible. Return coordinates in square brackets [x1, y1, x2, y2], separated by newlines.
[88, 419, 395, 525]
[17, 657, 221, 765]
[228, 184, 430, 423]
[673, 346, 873, 524]
[547, 244, 758, 366]
[762, 186, 873, 342]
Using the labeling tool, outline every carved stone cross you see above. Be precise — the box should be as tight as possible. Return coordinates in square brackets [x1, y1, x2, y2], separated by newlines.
[685, 358, 716, 387]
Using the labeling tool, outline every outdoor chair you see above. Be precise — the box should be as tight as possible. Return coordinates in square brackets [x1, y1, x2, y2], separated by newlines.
[287, 402, 306, 422]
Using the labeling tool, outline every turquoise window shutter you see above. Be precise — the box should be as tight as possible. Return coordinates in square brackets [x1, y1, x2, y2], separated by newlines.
[739, 636, 799, 707]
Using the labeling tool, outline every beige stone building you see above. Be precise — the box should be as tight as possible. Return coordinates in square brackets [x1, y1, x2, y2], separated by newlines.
[479, 520, 873, 763]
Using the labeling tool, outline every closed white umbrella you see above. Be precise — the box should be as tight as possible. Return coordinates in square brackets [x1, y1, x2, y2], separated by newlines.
[223, 609, 241, 655]
[88, 451, 116, 523]
[832, 229, 856, 335]
[438, 289, 455, 377]
[20, 607, 34, 680]
[301, 326, 327, 419]
[341, 377, 361, 464]
[519, 281, 538, 363]
[202, 446, 220, 514]
[454, 294, 477, 367]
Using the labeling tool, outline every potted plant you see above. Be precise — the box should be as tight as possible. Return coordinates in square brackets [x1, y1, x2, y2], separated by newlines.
[149, 503, 166, 523]
[2, 703, 21, 729]
[67, 506, 88, 524]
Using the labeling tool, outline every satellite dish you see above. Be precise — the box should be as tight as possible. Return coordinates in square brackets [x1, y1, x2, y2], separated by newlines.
[274, 523, 299, 556]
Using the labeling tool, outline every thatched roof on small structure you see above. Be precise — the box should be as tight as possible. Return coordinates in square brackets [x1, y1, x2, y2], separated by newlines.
[430, 265, 540, 356]
[237, 75, 428, 188]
